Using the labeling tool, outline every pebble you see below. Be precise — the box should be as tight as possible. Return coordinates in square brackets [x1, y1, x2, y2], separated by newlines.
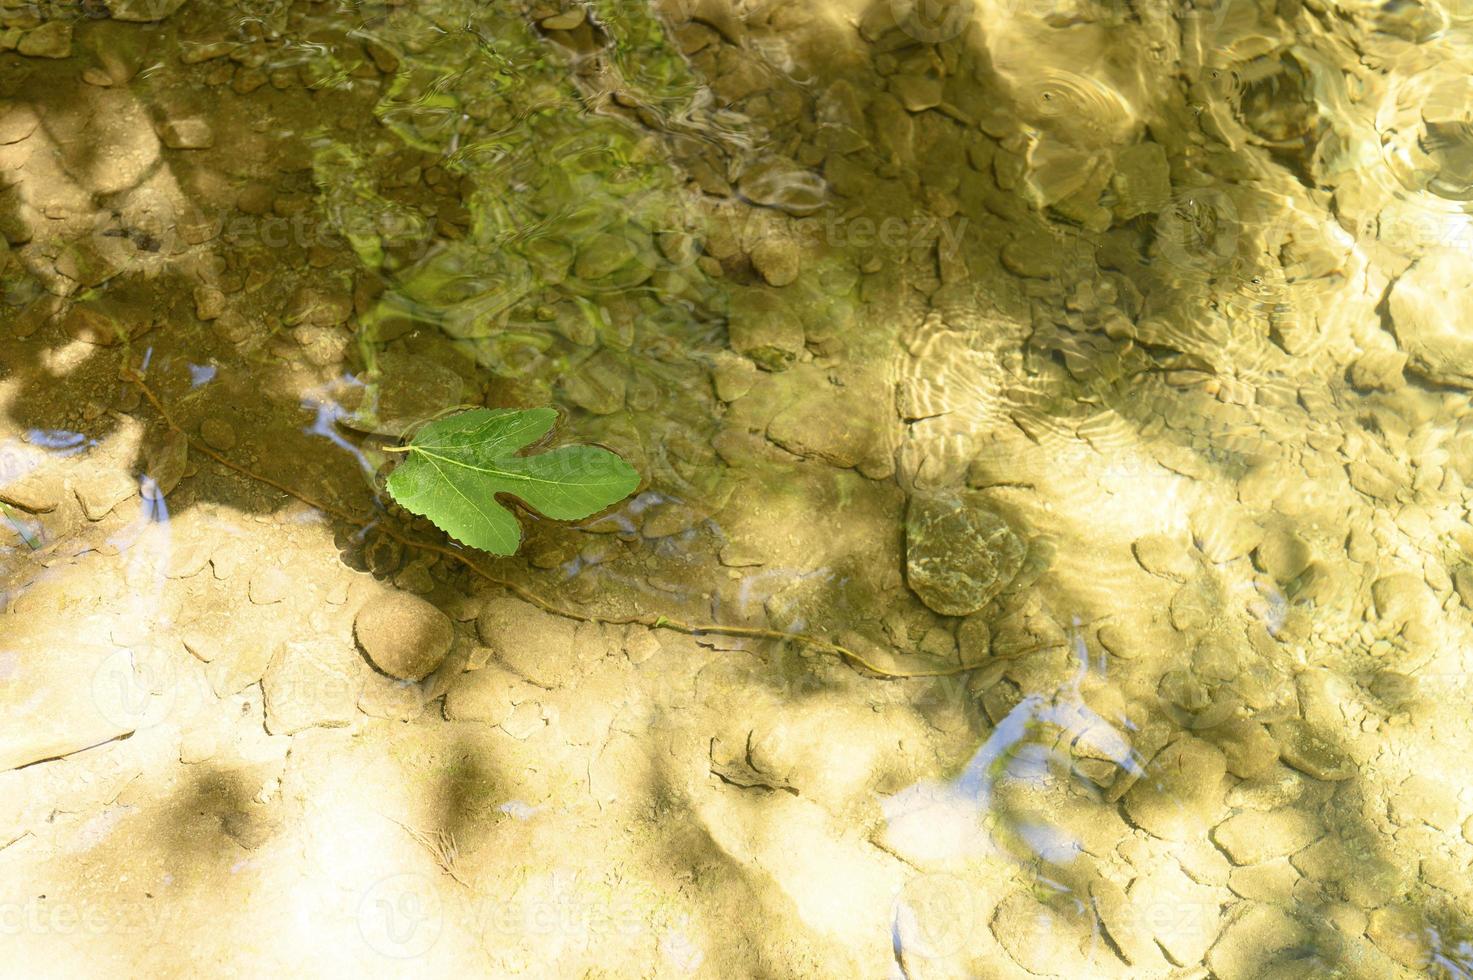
[766, 376, 886, 469]
[624, 628, 661, 665]
[1388, 774, 1458, 831]
[285, 285, 352, 327]
[736, 157, 827, 216]
[109, 0, 189, 21]
[143, 428, 188, 499]
[443, 663, 522, 725]
[1123, 735, 1227, 840]
[354, 591, 454, 682]
[957, 616, 990, 663]
[194, 286, 225, 321]
[1111, 141, 1171, 218]
[17, 22, 71, 59]
[1210, 718, 1279, 778]
[1, 640, 136, 773]
[477, 596, 579, 687]
[261, 640, 359, 735]
[74, 469, 137, 521]
[0, 472, 60, 513]
[1452, 564, 1473, 609]
[1168, 579, 1215, 631]
[904, 491, 1025, 616]
[1388, 247, 1473, 388]
[1131, 533, 1196, 579]
[1226, 859, 1298, 901]
[1193, 506, 1263, 563]
[1253, 528, 1311, 584]
[573, 232, 637, 280]
[1206, 902, 1310, 980]
[540, 9, 586, 30]
[200, 417, 236, 451]
[1000, 231, 1063, 279]
[727, 289, 804, 371]
[1213, 809, 1323, 864]
[1349, 349, 1408, 391]
[1370, 572, 1426, 621]
[159, 118, 214, 149]
[1128, 859, 1221, 965]
[356, 674, 426, 721]
[248, 566, 289, 605]
[749, 237, 800, 286]
[891, 74, 943, 112]
[710, 351, 757, 402]
[1365, 906, 1431, 970]
[989, 891, 1090, 977]
[1271, 719, 1356, 781]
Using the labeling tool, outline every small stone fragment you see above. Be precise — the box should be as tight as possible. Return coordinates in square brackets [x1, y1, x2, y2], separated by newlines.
[1206, 902, 1310, 980]
[444, 663, 523, 724]
[1210, 718, 1279, 778]
[143, 429, 188, 499]
[1388, 774, 1458, 831]
[0, 640, 137, 772]
[355, 591, 454, 682]
[1111, 141, 1171, 219]
[892, 74, 943, 112]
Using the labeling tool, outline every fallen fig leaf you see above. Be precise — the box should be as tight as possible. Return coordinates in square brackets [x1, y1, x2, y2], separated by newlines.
[384, 408, 638, 555]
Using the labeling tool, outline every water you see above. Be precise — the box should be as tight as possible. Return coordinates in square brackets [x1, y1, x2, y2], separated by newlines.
[3, 0, 1473, 975]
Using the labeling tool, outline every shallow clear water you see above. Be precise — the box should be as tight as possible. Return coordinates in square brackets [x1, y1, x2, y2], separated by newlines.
[3, 0, 1473, 976]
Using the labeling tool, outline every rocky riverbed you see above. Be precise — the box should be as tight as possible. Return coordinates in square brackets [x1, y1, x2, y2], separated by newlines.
[3, 0, 1473, 976]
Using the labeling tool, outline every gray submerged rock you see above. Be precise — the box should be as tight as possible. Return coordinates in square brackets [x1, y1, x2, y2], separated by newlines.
[905, 491, 1025, 616]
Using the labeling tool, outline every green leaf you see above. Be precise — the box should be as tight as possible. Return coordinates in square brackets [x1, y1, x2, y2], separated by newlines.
[385, 408, 639, 555]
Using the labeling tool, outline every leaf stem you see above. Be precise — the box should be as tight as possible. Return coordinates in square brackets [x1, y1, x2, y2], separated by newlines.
[380, 445, 414, 454]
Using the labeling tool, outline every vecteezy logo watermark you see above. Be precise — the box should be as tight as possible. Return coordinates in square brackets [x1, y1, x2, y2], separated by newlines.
[0, 895, 168, 937]
[357, 873, 443, 959]
[91, 647, 177, 732]
[889, 0, 976, 43]
[891, 872, 977, 960]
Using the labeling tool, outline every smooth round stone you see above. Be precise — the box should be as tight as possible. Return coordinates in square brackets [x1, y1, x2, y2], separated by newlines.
[905, 491, 1025, 616]
[354, 591, 453, 682]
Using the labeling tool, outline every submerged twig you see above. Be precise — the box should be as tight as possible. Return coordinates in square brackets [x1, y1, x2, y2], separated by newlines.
[388, 817, 471, 888]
